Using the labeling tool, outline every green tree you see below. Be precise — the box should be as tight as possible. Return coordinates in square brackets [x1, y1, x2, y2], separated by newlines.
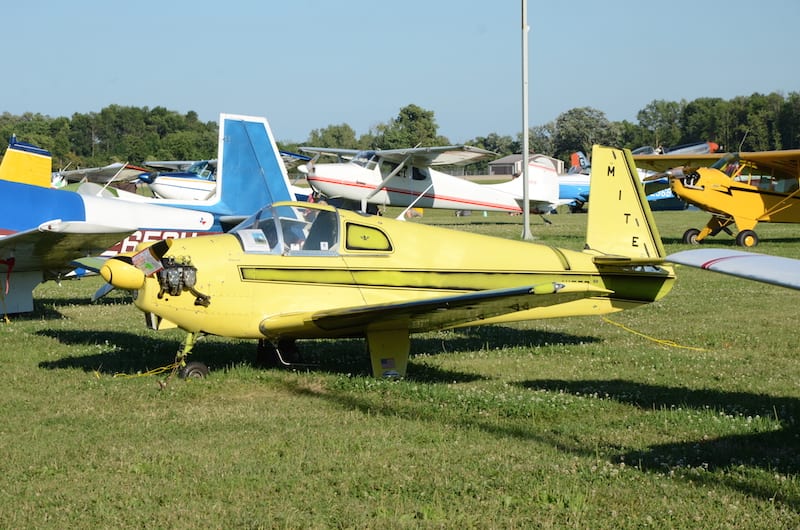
[527, 123, 555, 157]
[637, 99, 685, 148]
[371, 104, 448, 149]
[306, 123, 358, 148]
[467, 132, 519, 156]
[679, 97, 733, 151]
[553, 107, 619, 160]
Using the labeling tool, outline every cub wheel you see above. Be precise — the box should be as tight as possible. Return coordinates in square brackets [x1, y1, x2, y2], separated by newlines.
[682, 228, 701, 245]
[178, 361, 209, 379]
[735, 229, 758, 247]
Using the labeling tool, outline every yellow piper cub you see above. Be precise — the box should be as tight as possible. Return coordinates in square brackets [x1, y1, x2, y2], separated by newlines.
[101, 145, 675, 378]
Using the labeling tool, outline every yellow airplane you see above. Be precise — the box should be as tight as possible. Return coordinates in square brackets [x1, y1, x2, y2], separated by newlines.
[100, 145, 675, 378]
[635, 149, 800, 247]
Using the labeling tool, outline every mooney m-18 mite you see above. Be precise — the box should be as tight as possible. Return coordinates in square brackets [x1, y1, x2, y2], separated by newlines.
[100, 145, 675, 378]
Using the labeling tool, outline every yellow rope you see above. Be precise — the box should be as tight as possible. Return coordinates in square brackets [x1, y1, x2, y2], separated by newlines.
[601, 317, 707, 352]
[109, 361, 182, 379]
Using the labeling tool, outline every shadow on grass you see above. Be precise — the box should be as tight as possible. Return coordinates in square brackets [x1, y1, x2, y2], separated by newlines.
[36, 324, 596, 383]
[521, 378, 800, 509]
[36, 329, 255, 374]
[7, 294, 134, 322]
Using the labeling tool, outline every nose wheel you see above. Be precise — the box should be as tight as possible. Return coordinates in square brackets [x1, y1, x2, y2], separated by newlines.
[178, 361, 209, 379]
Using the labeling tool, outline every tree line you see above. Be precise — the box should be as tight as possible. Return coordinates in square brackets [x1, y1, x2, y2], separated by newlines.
[2, 92, 799, 171]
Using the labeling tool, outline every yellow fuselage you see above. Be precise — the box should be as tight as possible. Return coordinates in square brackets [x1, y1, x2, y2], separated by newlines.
[127, 207, 674, 341]
[673, 168, 800, 230]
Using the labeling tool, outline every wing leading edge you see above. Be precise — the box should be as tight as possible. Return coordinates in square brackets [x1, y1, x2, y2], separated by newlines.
[667, 249, 800, 291]
[259, 282, 610, 338]
[0, 221, 134, 272]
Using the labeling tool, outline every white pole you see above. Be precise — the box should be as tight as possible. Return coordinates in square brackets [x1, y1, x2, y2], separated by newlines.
[521, 0, 533, 239]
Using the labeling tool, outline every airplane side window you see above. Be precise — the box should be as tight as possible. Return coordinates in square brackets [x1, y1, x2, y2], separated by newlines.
[302, 210, 339, 252]
[412, 167, 427, 180]
[345, 223, 392, 251]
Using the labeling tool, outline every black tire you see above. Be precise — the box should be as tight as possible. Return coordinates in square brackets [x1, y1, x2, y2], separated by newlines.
[735, 229, 758, 247]
[178, 361, 209, 379]
[682, 228, 701, 245]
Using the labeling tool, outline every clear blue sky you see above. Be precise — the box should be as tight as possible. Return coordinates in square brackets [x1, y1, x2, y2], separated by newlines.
[3, 0, 798, 143]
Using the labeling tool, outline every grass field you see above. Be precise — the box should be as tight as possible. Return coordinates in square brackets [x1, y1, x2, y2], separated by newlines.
[2, 208, 799, 528]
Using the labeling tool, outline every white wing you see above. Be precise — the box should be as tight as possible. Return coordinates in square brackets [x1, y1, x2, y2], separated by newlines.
[667, 249, 800, 290]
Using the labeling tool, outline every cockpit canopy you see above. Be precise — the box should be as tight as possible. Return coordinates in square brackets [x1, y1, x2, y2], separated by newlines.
[232, 203, 339, 254]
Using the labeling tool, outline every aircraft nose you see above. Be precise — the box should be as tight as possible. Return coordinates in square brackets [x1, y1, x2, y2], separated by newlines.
[100, 258, 145, 290]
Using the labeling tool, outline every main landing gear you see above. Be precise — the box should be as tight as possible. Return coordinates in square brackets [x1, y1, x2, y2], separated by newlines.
[682, 227, 759, 247]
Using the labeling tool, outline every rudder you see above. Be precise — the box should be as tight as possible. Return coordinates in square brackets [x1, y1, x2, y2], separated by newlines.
[585, 145, 665, 260]
[214, 114, 295, 216]
[0, 137, 52, 187]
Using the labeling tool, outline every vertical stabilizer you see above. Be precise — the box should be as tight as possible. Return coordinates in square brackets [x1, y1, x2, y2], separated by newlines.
[0, 137, 52, 187]
[585, 145, 665, 260]
[213, 114, 295, 216]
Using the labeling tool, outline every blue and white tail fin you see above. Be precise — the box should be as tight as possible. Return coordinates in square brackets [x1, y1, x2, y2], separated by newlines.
[0, 136, 52, 187]
[212, 113, 295, 217]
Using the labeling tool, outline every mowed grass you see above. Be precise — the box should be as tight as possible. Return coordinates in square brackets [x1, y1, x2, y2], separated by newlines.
[2, 208, 800, 528]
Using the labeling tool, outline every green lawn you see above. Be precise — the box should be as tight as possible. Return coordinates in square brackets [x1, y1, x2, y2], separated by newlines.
[1, 208, 799, 528]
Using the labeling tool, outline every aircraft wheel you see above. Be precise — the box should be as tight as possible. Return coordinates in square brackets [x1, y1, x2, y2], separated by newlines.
[735, 230, 759, 247]
[178, 361, 209, 379]
[682, 228, 701, 245]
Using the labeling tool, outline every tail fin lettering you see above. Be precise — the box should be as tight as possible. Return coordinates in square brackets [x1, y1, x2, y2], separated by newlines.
[585, 145, 665, 261]
[0, 136, 52, 187]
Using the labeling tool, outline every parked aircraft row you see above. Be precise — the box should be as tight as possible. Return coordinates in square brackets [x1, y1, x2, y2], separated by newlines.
[99, 144, 675, 378]
[3, 115, 799, 379]
[0, 114, 296, 314]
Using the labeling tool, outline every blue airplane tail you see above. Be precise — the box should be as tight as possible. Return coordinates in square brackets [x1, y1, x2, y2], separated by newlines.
[211, 113, 295, 219]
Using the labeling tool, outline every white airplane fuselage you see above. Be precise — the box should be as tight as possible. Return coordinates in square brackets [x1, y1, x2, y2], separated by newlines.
[307, 161, 522, 213]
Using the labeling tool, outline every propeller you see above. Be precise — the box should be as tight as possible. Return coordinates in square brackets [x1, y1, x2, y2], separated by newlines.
[642, 166, 696, 182]
[297, 153, 320, 176]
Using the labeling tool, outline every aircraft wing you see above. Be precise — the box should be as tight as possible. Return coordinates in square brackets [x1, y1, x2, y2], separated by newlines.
[632, 153, 726, 172]
[300, 147, 358, 160]
[261, 282, 609, 336]
[370, 145, 497, 167]
[734, 149, 800, 177]
[144, 161, 196, 171]
[144, 160, 219, 172]
[57, 163, 150, 183]
[667, 249, 800, 291]
[300, 145, 497, 167]
[0, 220, 134, 273]
[634, 148, 800, 175]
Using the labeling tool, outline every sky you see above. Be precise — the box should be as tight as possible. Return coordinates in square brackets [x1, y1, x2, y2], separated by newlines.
[3, 0, 799, 144]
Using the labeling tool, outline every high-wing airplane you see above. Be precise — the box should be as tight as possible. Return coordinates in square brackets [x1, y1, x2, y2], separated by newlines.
[298, 145, 558, 215]
[635, 149, 800, 247]
[138, 151, 310, 201]
[668, 248, 799, 290]
[0, 113, 294, 314]
[52, 162, 151, 188]
[561, 142, 722, 212]
[99, 145, 675, 379]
